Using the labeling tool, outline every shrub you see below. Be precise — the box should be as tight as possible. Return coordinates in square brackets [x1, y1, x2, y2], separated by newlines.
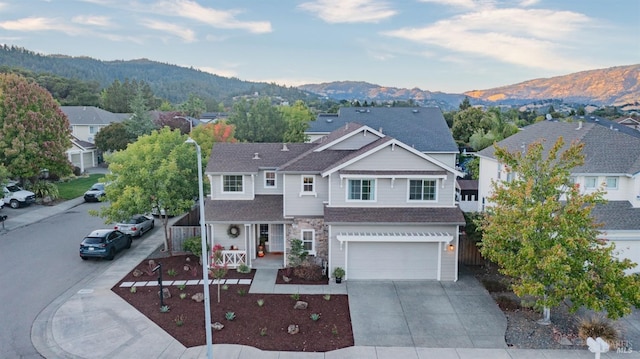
[237, 263, 251, 274]
[288, 238, 308, 267]
[237, 288, 247, 296]
[182, 236, 208, 258]
[225, 312, 236, 321]
[29, 180, 60, 200]
[578, 314, 619, 346]
[178, 283, 186, 290]
[290, 293, 300, 301]
[323, 294, 331, 301]
[495, 295, 520, 311]
[167, 268, 177, 277]
[179, 293, 187, 299]
[257, 299, 265, 307]
[129, 286, 137, 293]
[174, 314, 185, 326]
[259, 327, 267, 336]
[481, 279, 509, 293]
[310, 313, 321, 321]
[160, 305, 170, 313]
[331, 324, 338, 336]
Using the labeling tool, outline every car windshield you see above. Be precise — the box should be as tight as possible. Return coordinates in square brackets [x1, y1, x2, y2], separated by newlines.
[83, 237, 105, 244]
[90, 184, 104, 191]
[6, 185, 21, 192]
[122, 218, 138, 224]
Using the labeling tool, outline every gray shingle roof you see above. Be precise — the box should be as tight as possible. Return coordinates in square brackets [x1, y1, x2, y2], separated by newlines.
[324, 206, 465, 225]
[206, 143, 315, 173]
[308, 107, 458, 153]
[61, 106, 129, 125]
[591, 201, 640, 231]
[477, 120, 640, 175]
[204, 195, 290, 223]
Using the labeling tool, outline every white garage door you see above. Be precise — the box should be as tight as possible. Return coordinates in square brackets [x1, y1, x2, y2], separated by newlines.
[348, 242, 439, 280]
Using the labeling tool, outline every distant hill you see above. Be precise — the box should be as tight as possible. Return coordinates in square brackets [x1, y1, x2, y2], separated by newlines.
[0, 46, 316, 104]
[464, 65, 640, 106]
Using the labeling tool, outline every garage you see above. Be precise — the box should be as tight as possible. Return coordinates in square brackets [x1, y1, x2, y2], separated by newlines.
[347, 242, 439, 280]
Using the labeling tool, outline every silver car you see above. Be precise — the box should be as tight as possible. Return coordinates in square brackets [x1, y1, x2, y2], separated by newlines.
[114, 215, 155, 237]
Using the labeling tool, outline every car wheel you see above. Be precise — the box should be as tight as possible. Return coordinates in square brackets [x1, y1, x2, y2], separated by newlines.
[125, 238, 132, 249]
[10, 200, 19, 209]
[80, 256, 88, 260]
[106, 248, 115, 260]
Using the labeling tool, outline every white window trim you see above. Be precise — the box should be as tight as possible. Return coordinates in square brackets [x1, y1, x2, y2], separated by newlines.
[264, 171, 276, 188]
[89, 125, 98, 134]
[300, 175, 317, 197]
[407, 179, 438, 202]
[346, 178, 377, 202]
[301, 229, 316, 255]
[221, 174, 245, 194]
[605, 176, 618, 190]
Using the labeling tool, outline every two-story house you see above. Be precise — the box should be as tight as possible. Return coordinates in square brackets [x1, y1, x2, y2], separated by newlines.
[62, 106, 129, 171]
[204, 119, 465, 281]
[476, 118, 640, 273]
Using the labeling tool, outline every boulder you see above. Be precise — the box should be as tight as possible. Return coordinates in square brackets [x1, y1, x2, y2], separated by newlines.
[287, 324, 299, 334]
[192, 292, 204, 302]
[294, 301, 308, 310]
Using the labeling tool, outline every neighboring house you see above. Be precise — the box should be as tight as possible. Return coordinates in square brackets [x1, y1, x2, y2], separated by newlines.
[617, 117, 640, 132]
[66, 135, 98, 173]
[476, 119, 640, 273]
[456, 179, 479, 212]
[204, 117, 465, 281]
[61, 106, 129, 144]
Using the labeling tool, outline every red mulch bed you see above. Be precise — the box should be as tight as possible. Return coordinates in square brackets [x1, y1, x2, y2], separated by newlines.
[275, 268, 329, 285]
[112, 254, 353, 352]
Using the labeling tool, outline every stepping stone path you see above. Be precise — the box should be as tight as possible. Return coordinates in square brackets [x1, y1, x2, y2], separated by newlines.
[119, 278, 252, 288]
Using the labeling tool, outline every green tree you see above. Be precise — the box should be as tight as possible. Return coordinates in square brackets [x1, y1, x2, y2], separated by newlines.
[94, 122, 135, 153]
[94, 127, 200, 252]
[279, 100, 314, 143]
[0, 73, 72, 181]
[179, 93, 207, 118]
[124, 88, 157, 138]
[229, 97, 287, 142]
[452, 107, 484, 145]
[479, 138, 640, 321]
[459, 96, 472, 110]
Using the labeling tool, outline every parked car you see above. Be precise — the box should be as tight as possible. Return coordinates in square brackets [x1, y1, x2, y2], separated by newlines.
[83, 183, 106, 202]
[79, 229, 132, 260]
[114, 215, 155, 237]
[3, 182, 36, 209]
[0, 198, 4, 209]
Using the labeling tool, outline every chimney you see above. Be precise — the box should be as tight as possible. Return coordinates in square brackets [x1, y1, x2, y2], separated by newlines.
[281, 143, 289, 151]
[253, 152, 260, 160]
[378, 127, 383, 133]
[576, 121, 583, 130]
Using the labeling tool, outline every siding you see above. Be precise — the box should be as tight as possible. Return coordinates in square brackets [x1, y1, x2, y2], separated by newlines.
[283, 173, 328, 216]
[346, 145, 444, 171]
[326, 131, 380, 150]
[428, 153, 457, 169]
[255, 170, 283, 195]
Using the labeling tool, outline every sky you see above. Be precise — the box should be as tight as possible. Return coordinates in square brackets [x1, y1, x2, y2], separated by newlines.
[0, 0, 638, 93]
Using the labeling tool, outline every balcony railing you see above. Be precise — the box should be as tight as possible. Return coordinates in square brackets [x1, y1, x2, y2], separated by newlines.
[213, 250, 247, 268]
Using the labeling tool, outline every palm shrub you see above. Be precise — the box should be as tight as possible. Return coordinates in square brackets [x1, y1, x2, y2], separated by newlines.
[29, 180, 60, 201]
[578, 314, 619, 347]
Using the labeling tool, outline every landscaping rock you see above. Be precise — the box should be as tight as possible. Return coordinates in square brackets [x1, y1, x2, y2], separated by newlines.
[158, 288, 171, 299]
[192, 292, 204, 302]
[212, 322, 224, 331]
[287, 324, 299, 335]
[294, 301, 308, 310]
[132, 269, 144, 277]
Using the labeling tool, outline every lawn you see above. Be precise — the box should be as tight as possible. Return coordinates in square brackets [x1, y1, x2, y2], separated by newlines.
[56, 174, 105, 200]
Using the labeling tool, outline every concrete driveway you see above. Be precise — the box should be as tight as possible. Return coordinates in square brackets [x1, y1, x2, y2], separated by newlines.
[347, 272, 507, 348]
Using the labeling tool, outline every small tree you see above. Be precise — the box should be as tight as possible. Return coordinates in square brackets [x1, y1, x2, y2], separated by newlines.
[479, 137, 640, 321]
[209, 244, 227, 303]
[288, 238, 308, 267]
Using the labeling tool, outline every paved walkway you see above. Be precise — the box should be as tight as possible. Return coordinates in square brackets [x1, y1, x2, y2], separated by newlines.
[2, 196, 634, 358]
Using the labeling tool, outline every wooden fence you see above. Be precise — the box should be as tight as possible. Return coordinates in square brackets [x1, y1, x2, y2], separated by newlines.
[458, 234, 487, 266]
[169, 208, 201, 254]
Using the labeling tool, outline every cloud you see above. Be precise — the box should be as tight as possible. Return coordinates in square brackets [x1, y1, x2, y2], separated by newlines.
[0, 17, 82, 35]
[383, 8, 594, 71]
[140, 19, 196, 42]
[197, 66, 237, 79]
[150, 0, 271, 33]
[417, 0, 482, 9]
[298, 0, 397, 23]
[72, 15, 113, 27]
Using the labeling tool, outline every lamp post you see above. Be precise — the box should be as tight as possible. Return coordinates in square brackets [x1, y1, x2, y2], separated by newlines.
[174, 115, 193, 133]
[185, 137, 212, 359]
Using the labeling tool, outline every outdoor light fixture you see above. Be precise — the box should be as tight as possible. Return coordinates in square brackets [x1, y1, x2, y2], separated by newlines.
[448, 243, 455, 252]
[185, 136, 212, 359]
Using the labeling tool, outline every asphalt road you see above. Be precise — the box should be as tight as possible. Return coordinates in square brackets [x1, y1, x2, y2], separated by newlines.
[0, 201, 129, 358]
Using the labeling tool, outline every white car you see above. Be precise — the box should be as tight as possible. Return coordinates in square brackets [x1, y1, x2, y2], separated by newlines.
[0, 198, 4, 209]
[114, 215, 155, 237]
[3, 182, 36, 209]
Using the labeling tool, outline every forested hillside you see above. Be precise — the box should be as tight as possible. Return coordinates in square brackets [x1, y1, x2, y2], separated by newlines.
[0, 46, 315, 104]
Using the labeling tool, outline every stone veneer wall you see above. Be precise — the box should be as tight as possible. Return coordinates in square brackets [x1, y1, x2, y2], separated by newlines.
[286, 217, 328, 265]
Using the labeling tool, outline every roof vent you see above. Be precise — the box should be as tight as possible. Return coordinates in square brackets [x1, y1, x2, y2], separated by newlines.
[412, 109, 419, 113]
[253, 152, 260, 160]
[326, 118, 333, 123]
[610, 125, 614, 130]
[378, 127, 383, 133]
[281, 143, 289, 151]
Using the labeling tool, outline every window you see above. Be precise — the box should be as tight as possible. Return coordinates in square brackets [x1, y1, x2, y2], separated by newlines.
[264, 171, 276, 188]
[605, 177, 618, 189]
[89, 126, 98, 134]
[223, 175, 243, 192]
[302, 176, 314, 193]
[585, 176, 597, 189]
[409, 179, 437, 201]
[348, 179, 375, 201]
[301, 229, 315, 254]
[506, 172, 515, 183]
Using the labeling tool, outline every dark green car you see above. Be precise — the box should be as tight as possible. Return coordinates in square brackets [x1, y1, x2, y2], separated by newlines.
[79, 229, 132, 260]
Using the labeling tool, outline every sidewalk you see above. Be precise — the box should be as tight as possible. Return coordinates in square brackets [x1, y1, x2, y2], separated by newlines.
[12, 199, 639, 358]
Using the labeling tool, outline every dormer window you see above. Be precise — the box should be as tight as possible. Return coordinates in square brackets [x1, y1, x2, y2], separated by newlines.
[265, 171, 276, 188]
[301, 175, 315, 195]
[223, 175, 243, 192]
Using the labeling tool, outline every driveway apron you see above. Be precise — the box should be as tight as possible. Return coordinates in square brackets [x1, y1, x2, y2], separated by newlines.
[347, 272, 507, 348]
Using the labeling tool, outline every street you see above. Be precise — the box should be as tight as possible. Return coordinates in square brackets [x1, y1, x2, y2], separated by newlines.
[0, 201, 153, 358]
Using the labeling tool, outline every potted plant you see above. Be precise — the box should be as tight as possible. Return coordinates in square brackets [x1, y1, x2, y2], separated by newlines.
[332, 267, 345, 283]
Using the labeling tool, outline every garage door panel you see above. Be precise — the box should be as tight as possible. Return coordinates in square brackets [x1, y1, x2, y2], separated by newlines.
[348, 242, 438, 280]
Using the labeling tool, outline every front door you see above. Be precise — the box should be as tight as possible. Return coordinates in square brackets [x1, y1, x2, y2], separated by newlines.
[269, 224, 285, 253]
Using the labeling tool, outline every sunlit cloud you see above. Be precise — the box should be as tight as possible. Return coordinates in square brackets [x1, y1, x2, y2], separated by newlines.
[197, 66, 237, 79]
[417, 0, 482, 9]
[298, 0, 397, 23]
[140, 19, 196, 42]
[519, 0, 539, 6]
[72, 15, 113, 27]
[384, 8, 594, 71]
[150, 0, 271, 33]
[0, 17, 82, 35]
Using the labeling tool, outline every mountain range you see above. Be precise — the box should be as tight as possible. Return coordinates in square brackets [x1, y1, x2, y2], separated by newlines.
[0, 46, 637, 109]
